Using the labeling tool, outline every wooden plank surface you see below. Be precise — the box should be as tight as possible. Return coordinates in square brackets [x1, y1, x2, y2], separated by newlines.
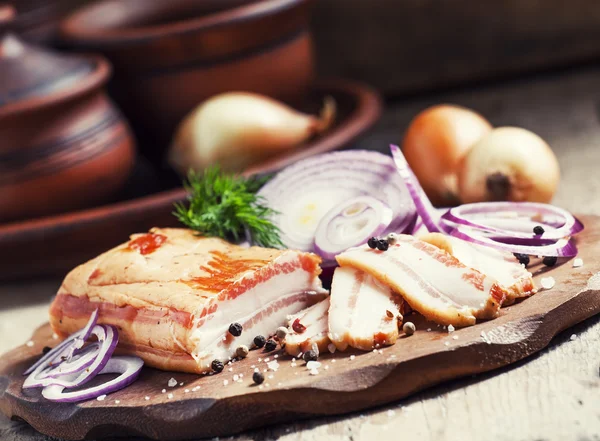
[2, 65, 600, 439]
[313, 0, 600, 94]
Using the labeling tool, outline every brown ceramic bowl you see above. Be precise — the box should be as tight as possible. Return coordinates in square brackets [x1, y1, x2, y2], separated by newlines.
[60, 0, 315, 162]
[0, 5, 136, 222]
[11, 0, 96, 45]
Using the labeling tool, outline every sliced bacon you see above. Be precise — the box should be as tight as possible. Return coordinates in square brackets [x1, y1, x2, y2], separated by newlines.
[419, 233, 537, 305]
[336, 235, 507, 327]
[284, 297, 331, 357]
[328, 267, 403, 351]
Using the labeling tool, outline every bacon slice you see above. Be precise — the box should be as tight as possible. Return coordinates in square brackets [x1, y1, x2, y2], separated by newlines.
[419, 233, 536, 305]
[336, 235, 507, 327]
[50, 228, 326, 373]
[328, 267, 403, 351]
[284, 297, 331, 357]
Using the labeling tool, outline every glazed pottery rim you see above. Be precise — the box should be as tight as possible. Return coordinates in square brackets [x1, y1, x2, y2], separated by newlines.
[0, 54, 111, 119]
[60, 0, 309, 46]
[0, 78, 382, 243]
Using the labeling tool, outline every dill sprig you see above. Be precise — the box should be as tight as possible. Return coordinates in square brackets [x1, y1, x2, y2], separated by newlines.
[173, 166, 283, 248]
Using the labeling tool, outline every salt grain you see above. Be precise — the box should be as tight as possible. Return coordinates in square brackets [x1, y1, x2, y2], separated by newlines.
[26, 341, 34, 347]
[570, 334, 577, 341]
[161, 389, 166, 393]
[350, 355, 356, 361]
[264, 357, 270, 362]
[268, 374, 274, 379]
[228, 367, 233, 372]
[328, 343, 337, 354]
[541, 277, 556, 290]
[267, 360, 280, 371]
[427, 328, 432, 332]
[324, 365, 329, 370]
[52, 333, 59, 340]
[192, 386, 201, 392]
[167, 378, 177, 387]
[452, 335, 459, 340]
[223, 380, 229, 386]
[447, 325, 455, 333]
[306, 361, 321, 370]
[114, 400, 120, 404]
[167, 393, 174, 399]
[444, 341, 450, 346]
[179, 382, 184, 386]
[331, 359, 336, 363]
[573, 258, 584, 268]
[254, 367, 260, 373]
[184, 389, 190, 393]
[233, 374, 239, 382]
[97, 395, 106, 401]
[145, 396, 150, 401]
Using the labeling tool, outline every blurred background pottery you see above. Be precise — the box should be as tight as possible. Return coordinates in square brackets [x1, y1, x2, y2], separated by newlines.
[0, 4, 136, 222]
[9, 0, 96, 45]
[60, 0, 315, 163]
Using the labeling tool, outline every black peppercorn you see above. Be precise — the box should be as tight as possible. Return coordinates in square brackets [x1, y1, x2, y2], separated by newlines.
[514, 253, 530, 267]
[41, 346, 51, 355]
[303, 350, 318, 362]
[376, 239, 389, 251]
[228, 322, 243, 337]
[253, 335, 266, 348]
[543, 256, 558, 267]
[264, 339, 277, 352]
[533, 225, 545, 235]
[211, 360, 224, 373]
[253, 371, 265, 385]
[367, 237, 378, 249]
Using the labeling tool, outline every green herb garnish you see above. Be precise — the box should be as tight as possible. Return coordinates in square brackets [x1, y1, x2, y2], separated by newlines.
[173, 166, 283, 248]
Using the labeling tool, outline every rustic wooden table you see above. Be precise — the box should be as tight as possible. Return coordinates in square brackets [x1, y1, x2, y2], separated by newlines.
[2, 65, 599, 441]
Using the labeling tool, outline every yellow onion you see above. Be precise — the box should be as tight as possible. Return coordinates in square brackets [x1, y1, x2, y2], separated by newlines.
[457, 127, 560, 203]
[402, 104, 492, 206]
[168, 92, 336, 174]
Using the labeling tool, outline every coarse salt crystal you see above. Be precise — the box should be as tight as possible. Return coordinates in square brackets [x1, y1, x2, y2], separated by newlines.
[268, 374, 274, 379]
[328, 343, 337, 354]
[541, 277, 556, 290]
[115, 400, 120, 404]
[378, 349, 383, 354]
[324, 365, 329, 370]
[161, 389, 166, 393]
[573, 258, 583, 268]
[570, 334, 577, 341]
[223, 380, 229, 386]
[264, 357, 270, 362]
[145, 396, 150, 401]
[228, 367, 233, 372]
[309, 368, 319, 375]
[52, 333, 59, 340]
[254, 367, 260, 373]
[250, 365, 256, 368]
[452, 335, 459, 340]
[331, 359, 336, 363]
[258, 385, 264, 390]
[179, 382, 184, 386]
[267, 360, 280, 371]
[444, 341, 450, 346]
[427, 328, 431, 332]
[167, 393, 173, 399]
[233, 374, 239, 382]
[258, 358, 262, 362]
[167, 378, 177, 387]
[97, 395, 106, 401]
[184, 389, 190, 393]
[448, 325, 455, 333]
[350, 355, 356, 361]
[306, 361, 321, 370]
[291, 362, 297, 367]
[26, 341, 34, 347]
[372, 349, 378, 353]
[274, 355, 278, 359]
[192, 386, 200, 392]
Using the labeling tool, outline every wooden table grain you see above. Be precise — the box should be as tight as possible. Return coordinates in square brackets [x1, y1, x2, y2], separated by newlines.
[2, 65, 600, 440]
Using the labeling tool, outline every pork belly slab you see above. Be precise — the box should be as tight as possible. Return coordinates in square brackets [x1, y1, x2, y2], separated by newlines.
[284, 297, 331, 357]
[49, 228, 326, 373]
[329, 267, 403, 351]
[419, 233, 536, 305]
[336, 235, 507, 328]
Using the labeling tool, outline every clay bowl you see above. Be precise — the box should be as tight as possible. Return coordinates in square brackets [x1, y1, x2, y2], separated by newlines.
[60, 0, 315, 162]
[0, 78, 381, 280]
[0, 6, 136, 223]
[11, 0, 96, 45]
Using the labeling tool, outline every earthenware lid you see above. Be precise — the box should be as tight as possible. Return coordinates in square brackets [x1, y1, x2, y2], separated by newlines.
[0, 4, 95, 108]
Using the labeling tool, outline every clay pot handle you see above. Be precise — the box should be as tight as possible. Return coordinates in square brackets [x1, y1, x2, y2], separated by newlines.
[0, 4, 15, 37]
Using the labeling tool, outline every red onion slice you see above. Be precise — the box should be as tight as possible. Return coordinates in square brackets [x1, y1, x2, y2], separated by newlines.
[65, 308, 99, 361]
[37, 343, 100, 379]
[23, 325, 118, 389]
[41, 356, 144, 403]
[257, 150, 417, 253]
[313, 196, 393, 260]
[23, 310, 98, 376]
[389, 145, 452, 234]
[442, 202, 584, 240]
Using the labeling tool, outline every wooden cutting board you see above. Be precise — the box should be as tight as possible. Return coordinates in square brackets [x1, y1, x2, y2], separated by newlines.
[1, 215, 599, 441]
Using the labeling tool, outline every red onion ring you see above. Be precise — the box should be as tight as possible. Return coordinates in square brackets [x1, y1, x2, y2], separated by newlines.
[36, 343, 100, 379]
[41, 356, 143, 403]
[23, 325, 118, 389]
[314, 196, 394, 260]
